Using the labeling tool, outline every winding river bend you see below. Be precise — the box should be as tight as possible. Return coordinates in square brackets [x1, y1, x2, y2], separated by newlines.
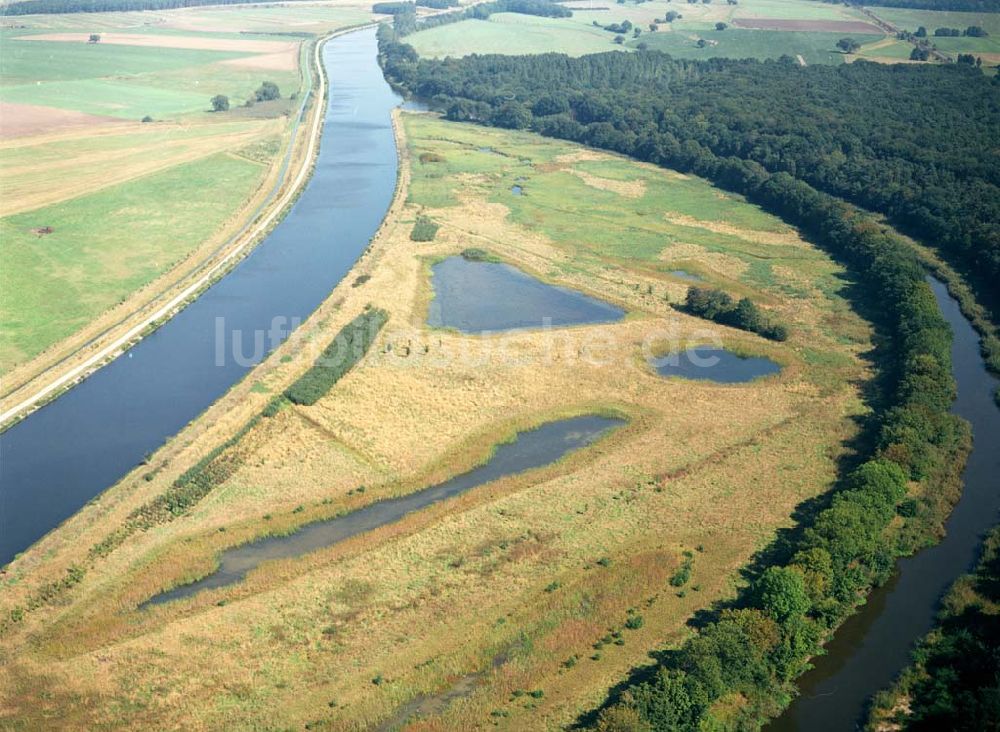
[770, 278, 1000, 730]
[0, 28, 400, 566]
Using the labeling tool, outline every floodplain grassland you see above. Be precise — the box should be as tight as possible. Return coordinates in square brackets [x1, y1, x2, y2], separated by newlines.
[406, 0, 887, 62]
[0, 112, 877, 731]
[0, 1, 375, 394]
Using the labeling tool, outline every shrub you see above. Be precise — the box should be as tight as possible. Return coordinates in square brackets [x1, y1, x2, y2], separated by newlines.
[625, 614, 645, 630]
[284, 308, 388, 406]
[254, 81, 281, 102]
[410, 216, 439, 241]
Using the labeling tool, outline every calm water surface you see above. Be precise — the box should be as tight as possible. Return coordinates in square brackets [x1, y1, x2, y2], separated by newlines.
[651, 346, 780, 383]
[769, 278, 1000, 730]
[145, 415, 624, 606]
[427, 256, 624, 333]
[0, 29, 400, 566]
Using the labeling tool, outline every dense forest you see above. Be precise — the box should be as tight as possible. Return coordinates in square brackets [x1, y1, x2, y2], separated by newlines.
[379, 30, 986, 728]
[870, 526, 1000, 730]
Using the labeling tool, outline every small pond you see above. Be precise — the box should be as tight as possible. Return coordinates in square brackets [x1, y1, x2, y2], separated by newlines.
[144, 414, 624, 607]
[427, 256, 624, 333]
[511, 185, 523, 195]
[668, 269, 702, 282]
[650, 346, 780, 384]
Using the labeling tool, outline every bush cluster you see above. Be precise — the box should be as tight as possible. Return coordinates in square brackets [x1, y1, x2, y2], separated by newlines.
[683, 287, 789, 341]
[285, 308, 388, 406]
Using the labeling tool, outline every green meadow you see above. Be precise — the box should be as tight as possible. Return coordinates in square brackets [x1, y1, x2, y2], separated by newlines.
[0, 35, 300, 118]
[631, 28, 881, 63]
[0, 36, 252, 85]
[406, 114, 814, 296]
[0, 153, 265, 370]
[869, 5, 1000, 36]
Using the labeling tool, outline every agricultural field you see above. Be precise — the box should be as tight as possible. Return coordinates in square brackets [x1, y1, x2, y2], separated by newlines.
[866, 5, 1000, 66]
[0, 113, 876, 730]
[0, 2, 375, 383]
[407, 0, 887, 62]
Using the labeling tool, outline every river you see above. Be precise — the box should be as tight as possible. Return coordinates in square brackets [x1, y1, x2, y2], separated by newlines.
[0, 28, 400, 567]
[770, 277, 1000, 730]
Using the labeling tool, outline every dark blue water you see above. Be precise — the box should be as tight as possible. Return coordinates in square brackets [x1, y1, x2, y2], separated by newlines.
[651, 346, 781, 383]
[770, 278, 1000, 730]
[427, 256, 624, 333]
[0, 29, 401, 567]
[144, 414, 624, 606]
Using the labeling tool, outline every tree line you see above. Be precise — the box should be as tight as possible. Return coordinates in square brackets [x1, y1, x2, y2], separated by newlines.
[378, 33, 980, 728]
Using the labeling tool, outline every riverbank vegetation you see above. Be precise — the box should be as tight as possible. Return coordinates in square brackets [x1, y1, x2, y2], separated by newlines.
[868, 525, 1000, 730]
[0, 113, 877, 730]
[379, 34, 981, 728]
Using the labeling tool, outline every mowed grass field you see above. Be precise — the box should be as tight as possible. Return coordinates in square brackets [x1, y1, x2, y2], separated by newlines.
[0, 4, 373, 379]
[407, 0, 885, 62]
[0, 153, 266, 370]
[0, 114, 875, 730]
[630, 27, 881, 64]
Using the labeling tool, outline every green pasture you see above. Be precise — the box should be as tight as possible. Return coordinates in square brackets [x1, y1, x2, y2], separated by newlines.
[0, 153, 266, 371]
[407, 13, 617, 57]
[868, 5, 1000, 35]
[405, 114, 806, 290]
[933, 34, 1000, 57]
[407, 0, 883, 63]
[632, 28, 881, 63]
[0, 35, 252, 85]
[0, 77, 216, 118]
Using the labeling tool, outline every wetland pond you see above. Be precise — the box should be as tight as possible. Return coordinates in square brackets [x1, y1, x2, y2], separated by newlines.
[650, 346, 781, 384]
[144, 414, 624, 607]
[427, 256, 624, 333]
[667, 269, 702, 282]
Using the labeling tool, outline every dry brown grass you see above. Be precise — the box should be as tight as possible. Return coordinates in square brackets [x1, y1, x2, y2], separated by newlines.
[0, 101, 126, 140]
[0, 118, 280, 215]
[0, 112, 873, 731]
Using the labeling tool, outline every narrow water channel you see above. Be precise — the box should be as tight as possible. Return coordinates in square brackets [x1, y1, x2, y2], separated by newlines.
[769, 278, 1000, 730]
[144, 415, 623, 606]
[0, 28, 400, 567]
